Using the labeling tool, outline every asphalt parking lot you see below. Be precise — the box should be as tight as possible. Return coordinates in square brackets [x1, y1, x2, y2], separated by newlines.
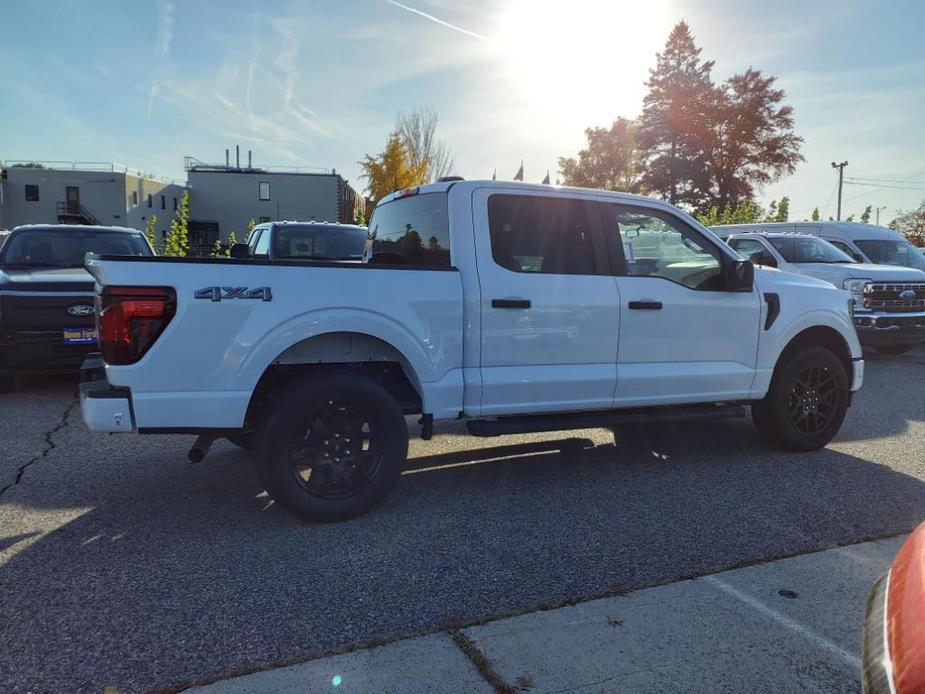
[1, 349, 924, 694]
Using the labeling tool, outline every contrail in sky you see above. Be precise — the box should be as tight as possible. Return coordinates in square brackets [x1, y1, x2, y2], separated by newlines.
[385, 0, 494, 43]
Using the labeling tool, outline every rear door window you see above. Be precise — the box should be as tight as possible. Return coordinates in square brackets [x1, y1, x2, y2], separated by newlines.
[487, 195, 597, 275]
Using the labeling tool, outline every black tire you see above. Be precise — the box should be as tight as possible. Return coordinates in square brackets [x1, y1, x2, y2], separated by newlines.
[874, 345, 912, 356]
[226, 432, 256, 450]
[254, 371, 408, 522]
[751, 345, 849, 452]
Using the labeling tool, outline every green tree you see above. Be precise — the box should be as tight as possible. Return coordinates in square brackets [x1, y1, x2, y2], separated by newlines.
[143, 214, 159, 253]
[889, 201, 925, 246]
[359, 132, 428, 204]
[774, 196, 790, 222]
[637, 21, 715, 208]
[764, 200, 778, 222]
[558, 117, 643, 192]
[811, 207, 820, 221]
[354, 204, 367, 226]
[696, 201, 764, 227]
[859, 205, 872, 224]
[164, 191, 190, 257]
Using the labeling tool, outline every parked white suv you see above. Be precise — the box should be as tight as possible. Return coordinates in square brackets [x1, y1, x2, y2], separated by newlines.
[79, 181, 864, 521]
[717, 221, 925, 273]
[724, 231, 925, 355]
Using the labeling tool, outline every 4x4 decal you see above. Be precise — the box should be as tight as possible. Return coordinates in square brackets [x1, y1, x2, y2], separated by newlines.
[194, 286, 273, 302]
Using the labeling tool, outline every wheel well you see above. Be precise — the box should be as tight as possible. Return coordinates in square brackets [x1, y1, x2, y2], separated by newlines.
[778, 326, 852, 377]
[242, 332, 424, 429]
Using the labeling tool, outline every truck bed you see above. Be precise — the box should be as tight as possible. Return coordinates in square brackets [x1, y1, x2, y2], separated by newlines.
[84, 254, 465, 428]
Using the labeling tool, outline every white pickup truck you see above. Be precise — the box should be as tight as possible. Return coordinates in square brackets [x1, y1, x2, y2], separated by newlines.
[80, 181, 864, 521]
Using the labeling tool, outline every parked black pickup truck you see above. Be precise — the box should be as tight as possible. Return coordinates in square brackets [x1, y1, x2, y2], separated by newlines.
[0, 224, 154, 390]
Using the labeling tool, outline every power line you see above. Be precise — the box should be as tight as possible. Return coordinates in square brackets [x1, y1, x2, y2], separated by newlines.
[843, 175, 925, 185]
[844, 180, 925, 191]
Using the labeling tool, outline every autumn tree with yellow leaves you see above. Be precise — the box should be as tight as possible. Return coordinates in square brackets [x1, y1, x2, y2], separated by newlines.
[359, 132, 429, 205]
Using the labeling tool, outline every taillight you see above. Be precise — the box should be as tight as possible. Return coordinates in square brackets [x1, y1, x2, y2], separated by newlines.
[98, 286, 176, 364]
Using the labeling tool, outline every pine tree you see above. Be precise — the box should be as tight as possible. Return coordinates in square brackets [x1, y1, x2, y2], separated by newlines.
[860, 205, 872, 224]
[143, 214, 159, 253]
[164, 191, 190, 257]
[775, 196, 790, 222]
[637, 21, 715, 208]
[811, 207, 820, 221]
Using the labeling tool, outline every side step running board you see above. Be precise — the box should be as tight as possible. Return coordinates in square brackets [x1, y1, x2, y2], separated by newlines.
[466, 403, 746, 437]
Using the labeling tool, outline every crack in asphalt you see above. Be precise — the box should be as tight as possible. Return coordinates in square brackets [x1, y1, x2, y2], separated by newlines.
[0, 396, 78, 499]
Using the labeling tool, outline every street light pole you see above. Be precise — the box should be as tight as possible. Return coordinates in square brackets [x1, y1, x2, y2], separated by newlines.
[831, 161, 848, 220]
[875, 206, 887, 226]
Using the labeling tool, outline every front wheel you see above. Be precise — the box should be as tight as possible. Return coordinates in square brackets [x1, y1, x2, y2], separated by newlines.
[751, 346, 849, 452]
[254, 371, 408, 522]
[874, 345, 912, 356]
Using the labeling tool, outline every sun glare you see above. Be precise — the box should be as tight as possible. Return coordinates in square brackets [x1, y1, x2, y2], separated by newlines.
[497, 0, 670, 125]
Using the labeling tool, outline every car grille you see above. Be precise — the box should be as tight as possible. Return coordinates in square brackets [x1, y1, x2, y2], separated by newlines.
[865, 283, 925, 313]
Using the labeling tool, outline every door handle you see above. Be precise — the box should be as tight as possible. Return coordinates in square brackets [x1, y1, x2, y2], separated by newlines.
[492, 298, 531, 309]
[628, 300, 663, 310]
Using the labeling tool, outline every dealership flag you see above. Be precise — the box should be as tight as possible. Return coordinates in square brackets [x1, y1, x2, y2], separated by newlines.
[513, 161, 523, 181]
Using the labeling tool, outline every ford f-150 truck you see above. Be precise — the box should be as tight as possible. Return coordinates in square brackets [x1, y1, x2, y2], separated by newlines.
[79, 181, 864, 521]
[0, 224, 154, 390]
[724, 231, 925, 355]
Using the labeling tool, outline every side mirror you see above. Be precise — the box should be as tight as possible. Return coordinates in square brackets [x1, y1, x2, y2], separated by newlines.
[726, 258, 754, 291]
[229, 243, 250, 259]
[749, 252, 777, 268]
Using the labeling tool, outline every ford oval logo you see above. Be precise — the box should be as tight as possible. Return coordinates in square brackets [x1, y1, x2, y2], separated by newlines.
[899, 290, 917, 300]
[67, 304, 95, 317]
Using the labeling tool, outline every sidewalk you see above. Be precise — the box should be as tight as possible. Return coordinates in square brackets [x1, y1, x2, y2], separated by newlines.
[189, 535, 904, 694]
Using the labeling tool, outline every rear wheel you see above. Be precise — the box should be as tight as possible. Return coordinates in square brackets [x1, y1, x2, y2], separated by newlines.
[254, 371, 408, 522]
[751, 346, 849, 452]
[874, 345, 912, 356]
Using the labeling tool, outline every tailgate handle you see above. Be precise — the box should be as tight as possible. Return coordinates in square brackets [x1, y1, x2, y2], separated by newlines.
[492, 298, 531, 309]
[628, 300, 663, 310]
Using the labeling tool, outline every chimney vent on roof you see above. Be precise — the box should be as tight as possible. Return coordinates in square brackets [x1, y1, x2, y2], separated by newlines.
[235, 145, 240, 169]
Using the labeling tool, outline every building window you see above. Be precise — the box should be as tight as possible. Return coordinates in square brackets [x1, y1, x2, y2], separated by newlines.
[173, 197, 178, 211]
[259, 216, 271, 223]
[160, 195, 166, 210]
[259, 182, 270, 201]
[25, 184, 39, 201]
[147, 194, 153, 208]
[132, 191, 138, 206]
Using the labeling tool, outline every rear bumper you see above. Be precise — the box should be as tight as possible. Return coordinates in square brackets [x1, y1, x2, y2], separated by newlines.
[854, 313, 925, 347]
[78, 356, 135, 432]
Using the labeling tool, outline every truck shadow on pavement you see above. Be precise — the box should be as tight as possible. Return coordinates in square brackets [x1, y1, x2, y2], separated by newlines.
[1, 404, 924, 693]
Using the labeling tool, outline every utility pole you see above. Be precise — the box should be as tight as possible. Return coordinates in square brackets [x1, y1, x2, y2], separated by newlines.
[831, 161, 848, 220]
[876, 205, 887, 226]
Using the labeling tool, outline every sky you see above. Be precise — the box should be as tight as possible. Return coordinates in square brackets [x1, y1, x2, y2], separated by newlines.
[1, 0, 924, 223]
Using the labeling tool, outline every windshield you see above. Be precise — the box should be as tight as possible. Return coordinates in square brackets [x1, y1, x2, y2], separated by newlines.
[0, 228, 152, 267]
[767, 236, 855, 264]
[855, 239, 925, 271]
[273, 224, 367, 260]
